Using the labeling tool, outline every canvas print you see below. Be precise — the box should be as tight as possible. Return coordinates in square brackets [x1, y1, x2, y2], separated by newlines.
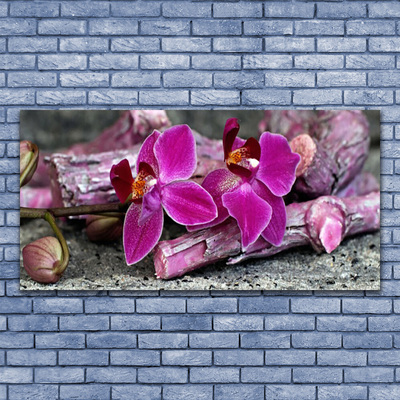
[20, 110, 380, 290]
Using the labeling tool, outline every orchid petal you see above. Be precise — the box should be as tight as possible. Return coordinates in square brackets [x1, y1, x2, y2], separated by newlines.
[139, 185, 162, 226]
[223, 118, 240, 159]
[137, 130, 161, 176]
[252, 179, 286, 246]
[154, 125, 196, 184]
[162, 181, 217, 225]
[123, 202, 163, 265]
[232, 136, 246, 152]
[222, 182, 272, 250]
[257, 132, 301, 197]
[187, 168, 241, 231]
[110, 159, 134, 203]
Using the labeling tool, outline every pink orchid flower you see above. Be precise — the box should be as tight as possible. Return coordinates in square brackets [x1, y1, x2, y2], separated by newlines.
[110, 125, 217, 265]
[188, 118, 300, 250]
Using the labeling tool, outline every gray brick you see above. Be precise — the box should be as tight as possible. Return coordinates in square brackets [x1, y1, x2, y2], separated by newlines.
[343, 333, 392, 349]
[293, 367, 342, 383]
[60, 315, 109, 331]
[369, 316, 400, 331]
[0, 367, 32, 383]
[163, 385, 212, 400]
[163, 71, 211, 88]
[265, 2, 314, 18]
[0, 333, 33, 348]
[0, 19, 36, 36]
[60, 385, 110, 400]
[214, 2, 262, 18]
[162, 315, 211, 331]
[7, 349, 56, 366]
[112, 385, 161, 400]
[241, 332, 290, 349]
[9, 37, 57, 53]
[141, 20, 189, 36]
[318, 38, 366, 53]
[0, 297, 31, 313]
[110, 349, 159, 366]
[318, 385, 367, 400]
[187, 298, 237, 313]
[317, 316, 366, 331]
[33, 298, 82, 314]
[294, 89, 342, 105]
[342, 299, 392, 314]
[295, 20, 344, 36]
[38, 54, 86, 70]
[347, 20, 395, 36]
[141, 54, 189, 69]
[163, 37, 211, 53]
[85, 298, 135, 313]
[111, 315, 160, 330]
[317, 3, 366, 18]
[265, 350, 315, 365]
[292, 298, 341, 314]
[112, 71, 159, 88]
[140, 90, 188, 106]
[265, 385, 316, 400]
[240, 297, 289, 313]
[35, 367, 84, 383]
[8, 315, 57, 331]
[90, 54, 138, 70]
[346, 55, 395, 69]
[295, 55, 344, 69]
[214, 315, 263, 331]
[345, 367, 393, 383]
[265, 315, 315, 331]
[8, 72, 56, 88]
[87, 332, 136, 349]
[9, 385, 58, 400]
[215, 384, 264, 400]
[136, 298, 185, 313]
[111, 38, 159, 52]
[193, 55, 241, 70]
[162, 350, 211, 366]
[6, 142, 19, 158]
[318, 71, 366, 87]
[242, 367, 291, 383]
[138, 367, 187, 383]
[61, 2, 110, 17]
[369, 2, 400, 18]
[139, 333, 187, 349]
[0, 54, 35, 70]
[36, 333, 85, 349]
[243, 89, 291, 105]
[5, 211, 19, 226]
[37, 90, 86, 105]
[11, 2, 59, 17]
[370, 38, 400, 53]
[39, 19, 85, 35]
[191, 90, 240, 106]
[214, 350, 263, 366]
[193, 20, 241, 36]
[344, 90, 393, 105]
[89, 90, 138, 105]
[292, 332, 341, 349]
[369, 71, 400, 87]
[90, 19, 138, 35]
[265, 72, 315, 88]
[318, 350, 366, 366]
[264, 37, 314, 53]
[60, 38, 108, 52]
[163, 2, 210, 18]
[60, 72, 109, 88]
[189, 333, 238, 348]
[86, 367, 136, 383]
[244, 21, 293, 36]
[214, 38, 262, 53]
[112, 2, 160, 17]
[369, 350, 400, 366]
[59, 350, 109, 366]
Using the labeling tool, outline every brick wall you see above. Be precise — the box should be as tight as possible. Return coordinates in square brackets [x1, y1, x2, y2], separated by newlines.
[1, 1, 399, 399]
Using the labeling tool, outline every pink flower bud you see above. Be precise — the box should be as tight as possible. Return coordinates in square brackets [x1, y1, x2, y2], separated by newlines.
[20, 140, 39, 187]
[22, 236, 63, 284]
[86, 214, 123, 242]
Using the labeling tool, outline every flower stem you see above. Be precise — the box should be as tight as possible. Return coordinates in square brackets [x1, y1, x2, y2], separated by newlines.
[20, 142, 39, 187]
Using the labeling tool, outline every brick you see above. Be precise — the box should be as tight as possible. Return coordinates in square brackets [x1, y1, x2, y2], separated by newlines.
[85, 298, 135, 313]
[112, 385, 161, 400]
[138, 367, 187, 383]
[265, 72, 314, 88]
[292, 333, 341, 349]
[39, 19, 85, 35]
[265, 315, 315, 331]
[111, 315, 160, 330]
[87, 332, 137, 349]
[265, 350, 315, 365]
[0, 297, 31, 313]
[162, 38, 210, 53]
[370, 38, 400, 52]
[8, 315, 57, 331]
[7, 349, 56, 366]
[369, 350, 400, 365]
[60, 38, 108, 52]
[9, 37, 57, 53]
[214, 2, 262, 18]
[37, 90, 86, 105]
[189, 333, 238, 348]
[369, 316, 400, 331]
[318, 385, 367, 400]
[141, 54, 189, 69]
[86, 367, 136, 383]
[11, 2, 59, 17]
[239, 297, 288, 313]
[0, 54, 35, 70]
[163, 2, 210, 18]
[59, 350, 108, 366]
[193, 20, 241, 36]
[5, 211, 19, 226]
[192, 55, 241, 70]
[162, 350, 211, 366]
[163, 71, 212, 88]
[60, 385, 110, 400]
[265, 2, 314, 18]
[139, 333, 187, 349]
[162, 315, 211, 331]
[0, 19, 36, 35]
[295, 20, 344, 36]
[163, 385, 212, 400]
[9, 385, 58, 400]
[318, 38, 366, 53]
[264, 37, 314, 53]
[344, 90, 393, 106]
[89, 90, 138, 105]
[318, 350, 366, 366]
[295, 55, 344, 69]
[346, 55, 395, 69]
[62, 2, 109, 17]
[345, 367, 393, 383]
[112, 71, 160, 88]
[90, 54, 138, 70]
[110, 350, 159, 366]
[0, 367, 32, 383]
[369, 3, 400, 18]
[242, 367, 291, 383]
[342, 299, 392, 314]
[294, 89, 342, 105]
[343, 333, 392, 349]
[111, 2, 160, 17]
[318, 71, 366, 87]
[369, 71, 400, 87]
[244, 21, 293, 36]
[241, 332, 290, 349]
[292, 298, 340, 314]
[265, 385, 316, 400]
[214, 38, 262, 53]
[243, 89, 291, 105]
[214, 350, 263, 366]
[293, 367, 342, 383]
[347, 20, 395, 36]
[215, 384, 264, 400]
[191, 90, 240, 106]
[59, 315, 109, 331]
[317, 3, 366, 18]
[60, 72, 109, 88]
[0, 333, 33, 348]
[9, 72, 56, 88]
[0, 3, 6, 17]
[140, 20, 189, 36]
[140, 90, 188, 106]
[136, 298, 185, 313]
[317, 316, 366, 331]
[38, 54, 86, 70]
[214, 315, 263, 331]
[6, 142, 18, 158]
[187, 298, 237, 313]
[90, 19, 138, 35]
[35, 367, 84, 383]
[111, 38, 159, 52]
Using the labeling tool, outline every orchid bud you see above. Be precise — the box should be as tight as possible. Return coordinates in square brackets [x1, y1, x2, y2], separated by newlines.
[86, 214, 123, 242]
[20, 140, 39, 187]
[22, 236, 63, 284]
